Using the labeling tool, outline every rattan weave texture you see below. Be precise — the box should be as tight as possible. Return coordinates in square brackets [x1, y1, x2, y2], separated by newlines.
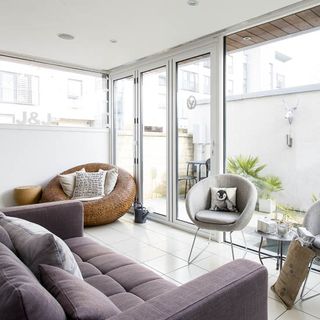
[41, 163, 136, 226]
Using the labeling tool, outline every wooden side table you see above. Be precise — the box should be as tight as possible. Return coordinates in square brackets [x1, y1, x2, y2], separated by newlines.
[14, 185, 42, 205]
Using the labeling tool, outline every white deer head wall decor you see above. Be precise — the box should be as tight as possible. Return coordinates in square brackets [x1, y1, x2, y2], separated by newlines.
[283, 99, 299, 148]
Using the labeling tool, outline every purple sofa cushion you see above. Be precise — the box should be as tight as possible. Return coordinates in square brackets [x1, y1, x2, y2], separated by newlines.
[0, 212, 82, 279]
[65, 237, 177, 312]
[40, 264, 121, 320]
[0, 243, 66, 320]
[0, 224, 15, 251]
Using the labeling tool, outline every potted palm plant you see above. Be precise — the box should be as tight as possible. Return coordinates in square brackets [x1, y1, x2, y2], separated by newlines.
[258, 176, 283, 213]
[227, 155, 282, 213]
[226, 155, 266, 183]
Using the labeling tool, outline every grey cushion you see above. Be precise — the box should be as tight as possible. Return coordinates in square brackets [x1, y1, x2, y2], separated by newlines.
[0, 224, 15, 251]
[59, 168, 85, 197]
[40, 264, 121, 320]
[195, 210, 240, 224]
[0, 243, 66, 320]
[99, 167, 119, 195]
[0, 212, 82, 279]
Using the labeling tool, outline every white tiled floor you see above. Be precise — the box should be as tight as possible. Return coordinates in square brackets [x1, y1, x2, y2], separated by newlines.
[85, 214, 320, 320]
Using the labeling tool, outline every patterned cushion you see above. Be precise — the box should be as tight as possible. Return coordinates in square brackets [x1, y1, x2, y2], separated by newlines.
[40, 264, 120, 320]
[72, 171, 107, 199]
[0, 212, 82, 279]
[210, 187, 238, 212]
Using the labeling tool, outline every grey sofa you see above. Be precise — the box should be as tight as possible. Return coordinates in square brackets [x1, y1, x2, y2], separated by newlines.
[0, 200, 268, 320]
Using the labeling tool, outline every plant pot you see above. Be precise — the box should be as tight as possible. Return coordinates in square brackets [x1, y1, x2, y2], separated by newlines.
[259, 198, 276, 213]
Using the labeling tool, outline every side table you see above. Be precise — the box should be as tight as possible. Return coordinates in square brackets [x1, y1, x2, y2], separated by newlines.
[256, 230, 295, 270]
[14, 185, 42, 205]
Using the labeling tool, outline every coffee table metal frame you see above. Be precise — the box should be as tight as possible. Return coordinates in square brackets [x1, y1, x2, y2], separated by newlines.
[257, 230, 294, 270]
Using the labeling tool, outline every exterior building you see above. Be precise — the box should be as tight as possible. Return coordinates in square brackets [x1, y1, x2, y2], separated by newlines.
[0, 59, 106, 128]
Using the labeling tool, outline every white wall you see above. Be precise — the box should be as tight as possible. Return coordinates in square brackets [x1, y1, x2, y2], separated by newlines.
[226, 89, 320, 211]
[0, 125, 109, 207]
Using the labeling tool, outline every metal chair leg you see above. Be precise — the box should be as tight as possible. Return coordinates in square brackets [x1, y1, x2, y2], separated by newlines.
[230, 232, 235, 260]
[188, 228, 200, 264]
[300, 257, 320, 301]
[188, 228, 210, 264]
[241, 230, 248, 258]
[184, 180, 187, 198]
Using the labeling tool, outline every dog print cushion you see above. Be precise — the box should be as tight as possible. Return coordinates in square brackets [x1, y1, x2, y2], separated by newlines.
[210, 187, 238, 212]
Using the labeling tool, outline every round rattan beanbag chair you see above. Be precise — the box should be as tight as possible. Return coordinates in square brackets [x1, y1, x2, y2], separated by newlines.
[41, 163, 136, 226]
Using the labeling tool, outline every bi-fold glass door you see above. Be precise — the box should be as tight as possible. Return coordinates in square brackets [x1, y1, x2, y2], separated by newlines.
[140, 66, 168, 217]
[175, 54, 211, 223]
[112, 65, 169, 218]
[113, 76, 135, 176]
[111, 47, 218, 228]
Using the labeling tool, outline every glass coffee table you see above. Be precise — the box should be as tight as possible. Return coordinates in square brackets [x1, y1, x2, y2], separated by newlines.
[256, 230, 295, 270]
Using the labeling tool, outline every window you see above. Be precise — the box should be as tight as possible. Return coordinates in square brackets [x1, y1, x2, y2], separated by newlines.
[203, 75, 210, 94]
[243, 62, 248, 94]
[225, 23, 320, 253]
[68, 79, 82, 99]
[269, 63, 274, 89]
[276, 74, 285, 88]
[203, 59, 210, 68]
[227, 79, 234, 95]
[158, 93, 166, 109]
[0, 57, 106, 128]
[227, 55, 234, 74]
[0, 71, 38, 105]
[225, 28, 320, 96]
[180, 70, 199, 92]
[158, 74, 166, 86]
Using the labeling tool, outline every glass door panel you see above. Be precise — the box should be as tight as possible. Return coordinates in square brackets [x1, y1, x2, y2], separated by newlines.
[176, 55, 211, 222]
[113, 77, 134, 175]
[141, 67, 167, 216]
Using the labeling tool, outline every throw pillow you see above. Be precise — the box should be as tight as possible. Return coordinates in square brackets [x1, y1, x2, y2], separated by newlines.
[0, 243, 66, 320]
[99, 167, 119, 195]
[210, 187, 238, 212]
[72, 171, 107, 200]
[40, 264, 121, 320]
[0, 212, 82, 279]
[59, 168, 85, 197]
[0, 224, 15, 252]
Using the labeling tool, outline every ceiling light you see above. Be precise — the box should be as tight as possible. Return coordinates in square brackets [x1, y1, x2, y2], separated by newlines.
[243, 36, 252, 41]
[187, 0, 199, 6]
[110, 39, 118, 44]
[57, 33, 74, 40]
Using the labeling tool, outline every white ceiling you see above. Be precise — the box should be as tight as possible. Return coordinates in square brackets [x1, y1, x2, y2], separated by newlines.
[0, 0, 303, 71]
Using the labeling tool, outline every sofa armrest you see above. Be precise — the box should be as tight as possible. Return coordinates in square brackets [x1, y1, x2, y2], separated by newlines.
[111, 259, 267, 320]
[1, 200, 84, 240]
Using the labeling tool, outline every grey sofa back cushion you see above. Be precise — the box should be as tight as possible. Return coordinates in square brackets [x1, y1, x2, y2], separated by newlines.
[0, 212, 82, 279]
[0, 224, 15, 251]
[40, 264, 121, 320]
[0, 243, 66, 320]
